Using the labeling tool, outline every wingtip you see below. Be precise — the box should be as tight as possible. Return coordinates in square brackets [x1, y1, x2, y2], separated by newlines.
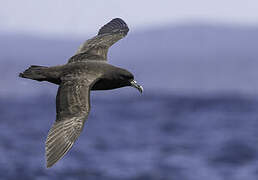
[45, 149, 53, 168]
[19, 73, 24, 78]
[110, 17, 127, 24]
[98, 18, 129, 35]
[45, 150, 57, 168]
[45, 119, 80, 168]
[45, 154, 54, 168]
[46, 163, 52, 168]
[46, 159, 55, 168]
[45, 141, 74, 168]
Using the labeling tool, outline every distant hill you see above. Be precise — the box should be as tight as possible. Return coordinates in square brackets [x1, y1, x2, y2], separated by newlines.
[1, 24, 258, 97]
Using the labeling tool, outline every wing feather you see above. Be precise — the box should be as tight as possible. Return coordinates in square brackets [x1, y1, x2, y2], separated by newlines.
[69, 18, 129, 63]
[98, 18, 129, 35]
[45, 74, 98, 168]
[46, 118, 81, 168]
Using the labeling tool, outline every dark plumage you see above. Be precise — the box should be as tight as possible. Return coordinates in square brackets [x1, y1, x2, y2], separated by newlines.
[19, 18, 143, 168]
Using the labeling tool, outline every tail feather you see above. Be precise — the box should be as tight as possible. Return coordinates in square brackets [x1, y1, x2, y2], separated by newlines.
[19, 65, 48, 81]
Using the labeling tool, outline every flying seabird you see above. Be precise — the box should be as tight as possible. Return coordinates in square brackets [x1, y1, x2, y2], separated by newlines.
[19, 18, 143, 168]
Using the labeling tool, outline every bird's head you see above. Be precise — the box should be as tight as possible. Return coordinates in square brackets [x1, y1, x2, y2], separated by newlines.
[92, 67, 143, 93]
[115, 69, 143, 93]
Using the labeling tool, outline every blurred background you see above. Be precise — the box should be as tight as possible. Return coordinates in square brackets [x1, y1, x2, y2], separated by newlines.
[1, 0, 258, 179]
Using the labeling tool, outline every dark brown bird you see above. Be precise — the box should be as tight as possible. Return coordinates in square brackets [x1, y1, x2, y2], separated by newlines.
[19, 18, 143, 168]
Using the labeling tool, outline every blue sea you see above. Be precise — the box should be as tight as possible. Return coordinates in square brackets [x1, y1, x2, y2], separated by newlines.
[0, 92, 257, 180]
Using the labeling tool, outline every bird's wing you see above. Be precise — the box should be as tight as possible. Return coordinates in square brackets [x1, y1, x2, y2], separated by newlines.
[68, 18, 129, 63]
[45, 73, 99, 168]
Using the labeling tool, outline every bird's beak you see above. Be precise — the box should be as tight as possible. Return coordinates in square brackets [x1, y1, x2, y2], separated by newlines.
[130, 80, 143, 93]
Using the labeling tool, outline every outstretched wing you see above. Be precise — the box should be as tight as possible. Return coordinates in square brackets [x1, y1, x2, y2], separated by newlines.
[45, 74, 98, 168]
[68, 18, 129, 63]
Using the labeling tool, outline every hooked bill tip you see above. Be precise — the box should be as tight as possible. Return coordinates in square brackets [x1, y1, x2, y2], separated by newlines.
[130, 80, 143, 94]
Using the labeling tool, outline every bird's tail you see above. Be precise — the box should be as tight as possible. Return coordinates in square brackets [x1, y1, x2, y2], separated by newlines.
[19, 65, 49, 81]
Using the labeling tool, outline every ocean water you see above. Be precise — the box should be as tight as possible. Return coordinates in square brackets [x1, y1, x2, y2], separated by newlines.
[0, 92, 257, 180]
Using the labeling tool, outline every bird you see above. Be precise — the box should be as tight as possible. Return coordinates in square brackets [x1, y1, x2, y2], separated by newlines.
[19, 18, 143, 168]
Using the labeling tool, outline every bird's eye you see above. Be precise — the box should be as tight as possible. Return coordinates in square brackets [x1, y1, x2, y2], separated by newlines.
[121, 75, 127, 80]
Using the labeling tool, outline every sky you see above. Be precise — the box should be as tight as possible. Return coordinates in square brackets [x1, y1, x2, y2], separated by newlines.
[1, 0, 258, 37]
